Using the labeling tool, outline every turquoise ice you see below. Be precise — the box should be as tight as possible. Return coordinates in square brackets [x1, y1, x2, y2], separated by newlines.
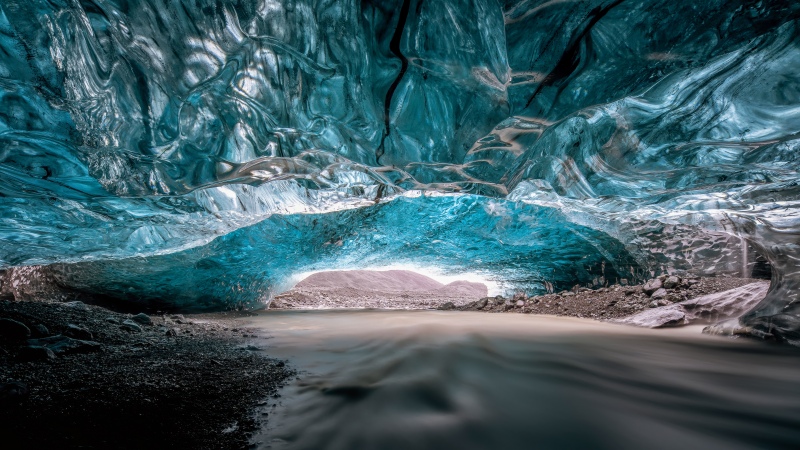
[0, 1, 799, 338]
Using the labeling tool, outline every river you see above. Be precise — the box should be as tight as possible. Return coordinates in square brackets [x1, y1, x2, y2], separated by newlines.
[244, 310, 800, 450]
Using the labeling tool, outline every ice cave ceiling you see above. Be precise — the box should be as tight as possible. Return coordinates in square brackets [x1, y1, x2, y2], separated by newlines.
[0, 0, 799, 335]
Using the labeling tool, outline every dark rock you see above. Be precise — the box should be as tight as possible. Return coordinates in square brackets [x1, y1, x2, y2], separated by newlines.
[32, 323, 49, 337]
[642, 278, 663, 295]
[18, 345, 56, 361]
[663, 275, 681, 289]
[105, 316, 121, 324]
[166, 328, 178, 336]
[120, 320, 143, 333]
[474, 298, 488, 310]
[0, 318, 31, 340]
[27, 335, 101, 355]
[0, 381, 29, 404]
[131, 313, 152, 325]
[437, 302, 456, 311]
[64, 324, 93, 340]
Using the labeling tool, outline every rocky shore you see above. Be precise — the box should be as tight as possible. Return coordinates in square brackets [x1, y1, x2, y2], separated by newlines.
[443, 276, 764, 324]
[0, 299, 293, 449]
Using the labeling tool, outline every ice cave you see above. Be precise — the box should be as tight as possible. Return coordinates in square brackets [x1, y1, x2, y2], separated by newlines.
[2, 1, 800, 448]
[2, 0, 798, 338]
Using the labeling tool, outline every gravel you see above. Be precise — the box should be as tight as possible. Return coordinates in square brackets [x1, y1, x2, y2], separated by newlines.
[0, 299, 293, 450]
[452, 277, 762, 321]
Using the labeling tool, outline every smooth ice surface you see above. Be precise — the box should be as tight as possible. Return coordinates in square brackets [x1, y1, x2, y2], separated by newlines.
[0, 1, 799, 336]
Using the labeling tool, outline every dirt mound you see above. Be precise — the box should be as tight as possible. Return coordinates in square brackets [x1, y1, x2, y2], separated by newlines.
[295, 270, 445, 293]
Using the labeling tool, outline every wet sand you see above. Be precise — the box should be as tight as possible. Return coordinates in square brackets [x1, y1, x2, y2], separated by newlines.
[245, 310, 800, 450]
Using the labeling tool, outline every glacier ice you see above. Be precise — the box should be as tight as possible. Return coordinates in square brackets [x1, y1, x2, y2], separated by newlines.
[0, 1, 799, 339]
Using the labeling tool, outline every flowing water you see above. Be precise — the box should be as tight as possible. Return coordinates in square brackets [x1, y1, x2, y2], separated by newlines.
[244, 311, 800, 450]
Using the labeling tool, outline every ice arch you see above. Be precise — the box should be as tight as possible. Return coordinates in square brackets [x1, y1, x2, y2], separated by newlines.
[0, 1, 799, 340]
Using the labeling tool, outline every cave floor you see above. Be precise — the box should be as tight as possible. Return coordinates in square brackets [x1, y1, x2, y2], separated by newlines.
[0, 300, 293, 450]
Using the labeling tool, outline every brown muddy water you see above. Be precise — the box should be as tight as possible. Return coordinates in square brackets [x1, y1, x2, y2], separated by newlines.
[243, 310, 800, 450]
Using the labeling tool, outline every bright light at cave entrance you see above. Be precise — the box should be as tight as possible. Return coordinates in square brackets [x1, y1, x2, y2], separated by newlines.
[286, 264, 501, 296]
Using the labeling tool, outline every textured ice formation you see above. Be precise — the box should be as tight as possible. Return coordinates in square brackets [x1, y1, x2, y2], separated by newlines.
[0, 1, 799, 338]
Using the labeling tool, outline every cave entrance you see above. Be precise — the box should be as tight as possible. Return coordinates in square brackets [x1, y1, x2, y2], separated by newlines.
[269, 268, 492, 310]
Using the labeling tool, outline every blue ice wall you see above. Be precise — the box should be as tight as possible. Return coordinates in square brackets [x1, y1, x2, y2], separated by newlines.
[1, 1, 799, 337]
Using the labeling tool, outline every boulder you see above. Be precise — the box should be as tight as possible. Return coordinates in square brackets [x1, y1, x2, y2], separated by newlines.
[642, 278, 663, 295]
[437, 302, 456, 311]
[0, 318, 31, 340]
[663, 276, 681, 289]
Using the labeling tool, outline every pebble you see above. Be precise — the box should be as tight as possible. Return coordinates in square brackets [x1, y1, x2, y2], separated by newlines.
[0, 318, 31, 340]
